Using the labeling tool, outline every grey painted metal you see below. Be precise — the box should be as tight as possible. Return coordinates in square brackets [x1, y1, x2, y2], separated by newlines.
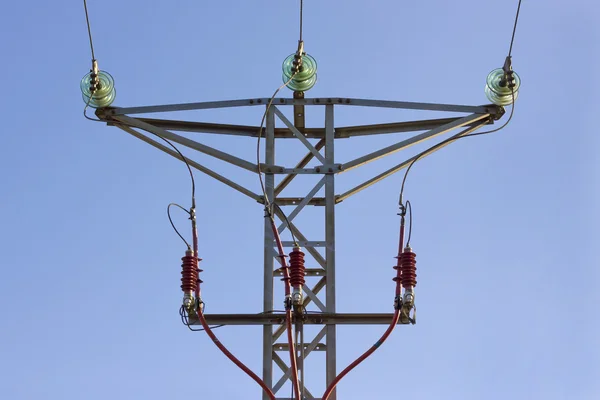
[337, 120, 493, 202]
[334, 117, 487, 138]
[277, 177, 326, 233]
[273, 327, 327, 395]
[108, 98, 264, 115]
[272, 353, 316, 399]
[274, 268, 326, 277]
[115, 124, 261, 201]
[280, 241, 326, 248]
[107, 97, 498, 116]
[279, 216, 327, 268]
[198, 313, 405, 325]
[273, 106, 327, 164]
[303, 284, 327, 312]
[275, 343, 326, 351]
[275, 139, 325, 195]
[263, 107, 276, 400]
[324, 104, 337, 400]
[114, 115, 259, 173]
[275, 197, 326, 206]
[304, 277, 326, 310]
[135, 118, 260, 137]
[341, 113, 491, 172]
[336, 98, 495, 113]
[131, 116, 489, 139]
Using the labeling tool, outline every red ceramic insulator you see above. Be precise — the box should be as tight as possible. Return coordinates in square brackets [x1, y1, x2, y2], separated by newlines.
[400, 249, 417, 288]
[181, 249, 202, 293]
[289, 247, 306, 289]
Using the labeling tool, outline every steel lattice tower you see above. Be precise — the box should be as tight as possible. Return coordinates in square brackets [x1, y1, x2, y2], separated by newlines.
[96, 97, 504, 399]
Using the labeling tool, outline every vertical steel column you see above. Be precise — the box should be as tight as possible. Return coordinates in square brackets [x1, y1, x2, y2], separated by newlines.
[263, 106, 275, 400]
[324, 104, 337, 400]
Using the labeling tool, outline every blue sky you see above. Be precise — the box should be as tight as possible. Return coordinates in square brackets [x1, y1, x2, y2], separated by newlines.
[1, 1, 598, 399]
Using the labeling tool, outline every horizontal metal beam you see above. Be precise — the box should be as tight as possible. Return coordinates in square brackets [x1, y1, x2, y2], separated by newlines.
[273, 343, 326, 351]
[134, 118, 260, 137]
[194, 313, 404, 325]
[104, 98, 500, 116]
[119, 117, 490, 139]
[274, 268, 326, 277]
[339, 98, 496, 114]
[131, 118, 327, 139]
[335, 117, 488, 138]
[280, 241, 326, 248]
[273, 197, 326, 206]
[341, 113, 490, 172]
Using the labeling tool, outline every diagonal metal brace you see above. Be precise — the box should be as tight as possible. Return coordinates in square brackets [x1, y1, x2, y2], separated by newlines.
[273, 106, 327, 164]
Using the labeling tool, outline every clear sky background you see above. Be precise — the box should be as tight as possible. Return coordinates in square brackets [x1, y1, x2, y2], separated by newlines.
[1, 1, 599, 399]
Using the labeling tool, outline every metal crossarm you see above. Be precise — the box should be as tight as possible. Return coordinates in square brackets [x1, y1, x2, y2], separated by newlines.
[97, 97, 503, 400]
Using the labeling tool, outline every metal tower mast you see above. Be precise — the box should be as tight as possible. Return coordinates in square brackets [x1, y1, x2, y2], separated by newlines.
[97, 97, 503, 399]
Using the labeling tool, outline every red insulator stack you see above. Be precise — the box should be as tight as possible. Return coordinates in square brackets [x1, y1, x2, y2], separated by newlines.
[181, 249, 202, 294]
[289, 246, 306, 289]
[400, 247, 417, 289]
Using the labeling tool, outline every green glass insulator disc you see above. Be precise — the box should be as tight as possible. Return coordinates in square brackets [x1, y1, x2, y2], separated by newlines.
[485, 68, 520, 106]
[80, 70, 116, 108]
[282, 53, 318, 92]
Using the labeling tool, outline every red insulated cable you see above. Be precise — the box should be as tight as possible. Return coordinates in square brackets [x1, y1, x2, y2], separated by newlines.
[322, 311, 401, 400]
[393, 215, 406, 297]
[198, 311, 276, 400]
[322, 213, 406, 400]
[190, 212, 276, 400]
[269, 217, 302, 400]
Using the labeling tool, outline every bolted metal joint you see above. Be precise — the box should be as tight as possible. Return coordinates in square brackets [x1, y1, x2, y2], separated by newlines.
[393, 295, 402, 311]
[183, 292, 195, 309]
[403, 291, 415, 308]
[292, 290, 303, 306]
[291, 41, 306, 73]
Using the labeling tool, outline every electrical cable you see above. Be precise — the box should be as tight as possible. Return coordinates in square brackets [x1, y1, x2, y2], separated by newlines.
[82, 0, 103, 122]
[322, 209, 407, 400]
[322, 312, 401, 400]
[299, 0, 304, 42]
[191, 235, 277, 399]
[254, 89, 303, 398]
[399, 0, 522, 204]
[83, 96, 103, 122]
[252, 5, 307, 395]
[256, 0, 304, 217]
[83, 0, 96, 60]
[197, 311, 277, 400]
[82, 0, 196, 210]
[299, 322, 305, 400]
[168, 203, 192, 249]
[256, 73, 297, 209]
[271, 219, 302, 400]
[179, 306, 225, 332]
[399, 93, 515, 205]
[508, 0, 522, 57]
[405, 200, 413, 247]
[274, 203, 298, 244]
[180, 308, 290, 332]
